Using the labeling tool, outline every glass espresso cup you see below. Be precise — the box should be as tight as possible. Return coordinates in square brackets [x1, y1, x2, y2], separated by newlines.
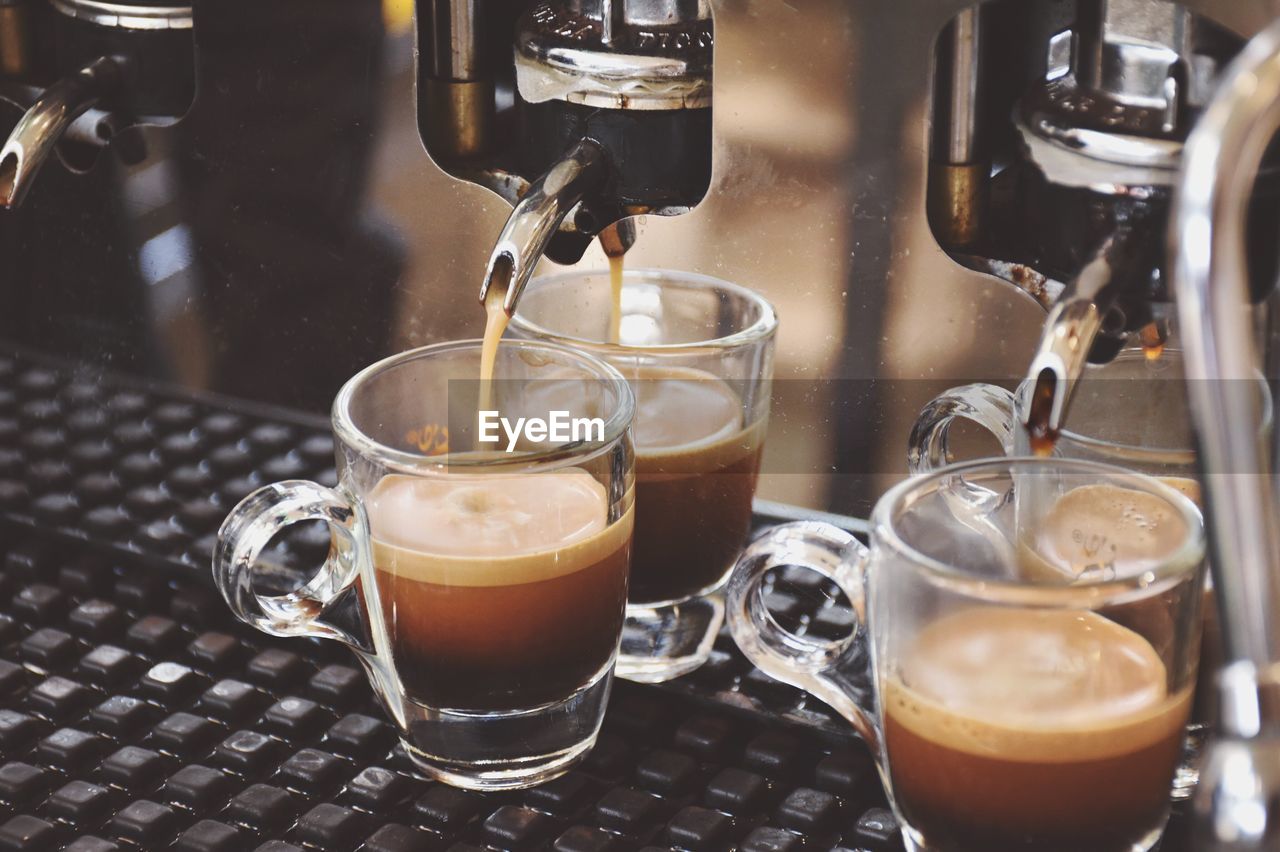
[213, 340, 635, 790]
[509, 269, 777, 682]
[909, 347, 1271, 798]
[728, 458, 1205, 852]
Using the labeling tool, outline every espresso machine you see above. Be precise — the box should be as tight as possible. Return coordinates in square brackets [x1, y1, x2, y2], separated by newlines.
[5, 0, 1280, 845]
[0, 4, 1273, 467]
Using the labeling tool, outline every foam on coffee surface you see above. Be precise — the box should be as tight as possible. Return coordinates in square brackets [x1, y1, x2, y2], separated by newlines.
[629, 365, 741, 450]
[887, 607, 1186, 762]
[1158, 476, 1201, 507]
[1029, 482, 1191, 580]
[369, 470, 629, 586]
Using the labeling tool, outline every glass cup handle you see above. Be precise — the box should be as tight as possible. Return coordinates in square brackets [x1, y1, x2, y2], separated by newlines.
[212, 479, 369, 650]
[726, 521, 878, 748]
[907, 383, 1016, 474]
[908, 384, 1022, 558]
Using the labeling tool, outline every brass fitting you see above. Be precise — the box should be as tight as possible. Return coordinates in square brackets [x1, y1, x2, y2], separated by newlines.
[0, 2, 34, 78]
[422, 78, 495, 162]
[927, 161, 988, 249]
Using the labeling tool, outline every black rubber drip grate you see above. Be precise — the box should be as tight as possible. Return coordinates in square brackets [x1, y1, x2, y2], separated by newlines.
[0, 345, 1193, 850]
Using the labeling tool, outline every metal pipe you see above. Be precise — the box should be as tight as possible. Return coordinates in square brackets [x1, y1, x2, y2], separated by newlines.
[1019, 297, 1103, 452]
[425, 0, 482, 81]
[597, 218, 636, 259]
[928, 6, 986, 247]
[1018, 211, 1160, 443]
[1171, 16, 1280, 673]
[0, 0, 35, 78]
[0, 56, 126, 210]
[419, 0, 493, 160]
[1171, 17, 1280, 851]
[943, 6, 982, 165]
[479, 138, 609, 316]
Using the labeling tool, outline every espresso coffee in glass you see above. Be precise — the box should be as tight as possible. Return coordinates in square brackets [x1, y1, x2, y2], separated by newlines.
[213, 340, 635, 789]
[909, 347, 1272, 797]
[728, 458, 1205, 852]
[510, 269, 776, 682]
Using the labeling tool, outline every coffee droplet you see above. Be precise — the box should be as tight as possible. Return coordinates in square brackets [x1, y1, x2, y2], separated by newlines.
[1139, 321, 1166, 361]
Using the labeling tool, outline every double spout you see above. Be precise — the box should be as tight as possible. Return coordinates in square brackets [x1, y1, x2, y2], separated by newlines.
[0, 56, 127, 210]
[1019, 207, 1163, 445]
[478, 138, 636, 316]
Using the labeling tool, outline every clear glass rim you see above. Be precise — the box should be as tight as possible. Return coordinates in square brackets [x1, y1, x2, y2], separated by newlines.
[1048, 348, 1273, 462]
[331, 339, 635, 472]
[872, 457, 1206, 602]
[507, 268, 779, 354]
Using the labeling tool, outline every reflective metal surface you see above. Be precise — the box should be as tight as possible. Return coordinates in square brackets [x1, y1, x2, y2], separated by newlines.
[423, 0, 482, 79]
[1080, 0, 1194, 119]
[0, 56, 125, 209]
[514, 0, 712, 110]
[1172, 13, 1280, 672]
[1170, 16, 1280, 847]
[568, 0, 710, 29]
[1194, 663, 1280, 850]
[1006, 0, 1250, 453]
[480, 137, 609, 315]
[50, 0, 193, 30]
[939, 7, 982, 166]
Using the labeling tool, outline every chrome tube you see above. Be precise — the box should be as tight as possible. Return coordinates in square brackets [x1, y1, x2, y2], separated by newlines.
[928, 6, 985, 247]
[597, 218, 636, 259]
[1019, 297, 1102, 448]
[424, 0, 482, 80]
[942, 6, 982, 165]
[1171, 17, 1280, 672]
[1173, 17, 1280, 851]
[1018, 213, 1159, 443]
[418, 0, 494, 160]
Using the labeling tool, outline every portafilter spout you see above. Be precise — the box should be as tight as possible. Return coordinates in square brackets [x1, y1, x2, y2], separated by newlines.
[1018, 208, 1162, 449]
[1170, 16, 1280, 850]
[1020, 297, 1103, 453]
[479, 138, 610, 316]
[0, 55, 126, 210]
